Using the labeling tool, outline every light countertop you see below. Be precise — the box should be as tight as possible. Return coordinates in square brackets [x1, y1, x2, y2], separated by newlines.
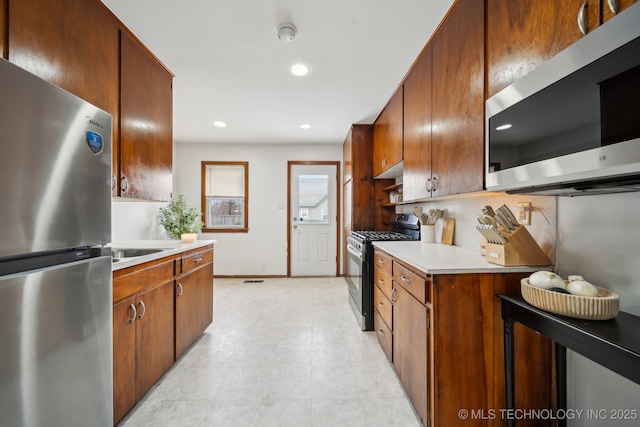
[372, 241, 553, 275]
[111, 239, 216, 271]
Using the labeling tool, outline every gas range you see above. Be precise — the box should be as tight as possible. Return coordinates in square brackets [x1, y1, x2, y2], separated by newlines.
[346, 213, 419, 331]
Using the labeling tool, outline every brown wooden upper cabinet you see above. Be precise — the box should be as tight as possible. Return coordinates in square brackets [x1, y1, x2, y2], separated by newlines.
[7, 0, 120, 155]
[429, 0, 484, 198]
[402, 48, 432, 201]
[487, 0, 638, 98]
[373, 86, 403, 178]
[119, 31, 174, 201]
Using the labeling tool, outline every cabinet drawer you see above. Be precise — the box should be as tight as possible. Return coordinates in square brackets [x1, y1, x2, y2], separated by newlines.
[373, 249, 393, 276]
[393, 261, 430, 304]
[374, 309, 392, 362]
[374, 265, 393, 300]
[113, 258, 175, 303]
[374, 283, 392, 328]
[181, 248, 213, 274]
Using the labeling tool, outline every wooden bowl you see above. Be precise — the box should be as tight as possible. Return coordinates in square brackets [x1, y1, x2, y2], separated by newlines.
[521, 278, 619, 320]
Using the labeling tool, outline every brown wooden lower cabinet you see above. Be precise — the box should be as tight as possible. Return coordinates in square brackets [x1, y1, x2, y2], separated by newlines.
[112, 244, 214, 425]
[373, 249, 551, 427]
[175, 258, 214, 359]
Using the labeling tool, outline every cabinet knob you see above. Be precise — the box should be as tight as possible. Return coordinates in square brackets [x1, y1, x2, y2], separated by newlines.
[120, 175, 129, 192]
[578, 1, 589, 35]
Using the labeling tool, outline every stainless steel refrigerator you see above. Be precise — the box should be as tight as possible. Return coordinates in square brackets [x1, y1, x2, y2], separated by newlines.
[0, 58, 113, 426]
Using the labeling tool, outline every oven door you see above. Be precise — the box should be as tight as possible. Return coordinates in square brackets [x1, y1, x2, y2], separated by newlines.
[346, 241, 365, 328]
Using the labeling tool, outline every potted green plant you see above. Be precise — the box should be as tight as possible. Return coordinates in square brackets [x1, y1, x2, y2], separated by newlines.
[159, 194, 204, 242]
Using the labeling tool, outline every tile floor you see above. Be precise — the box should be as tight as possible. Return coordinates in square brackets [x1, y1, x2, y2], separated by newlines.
[119, 277, 422, 427]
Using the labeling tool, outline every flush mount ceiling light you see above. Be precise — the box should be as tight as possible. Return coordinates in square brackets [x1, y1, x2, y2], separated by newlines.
[291, 63, 309, 76]
[300, 124, 311, 129]
[277, 23, 297, 43]
[213, 121, 227, 128]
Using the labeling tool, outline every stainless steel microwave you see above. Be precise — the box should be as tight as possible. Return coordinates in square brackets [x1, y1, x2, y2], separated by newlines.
[485, 3, 640, 196]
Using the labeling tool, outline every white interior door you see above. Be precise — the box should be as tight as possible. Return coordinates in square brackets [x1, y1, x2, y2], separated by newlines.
[290, 163, 338, 276]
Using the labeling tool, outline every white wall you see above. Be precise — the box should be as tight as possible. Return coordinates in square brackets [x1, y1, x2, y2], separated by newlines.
[112, 199, 169, 242]
[173, 142, 342, 276]
[556, 191, 640, 426]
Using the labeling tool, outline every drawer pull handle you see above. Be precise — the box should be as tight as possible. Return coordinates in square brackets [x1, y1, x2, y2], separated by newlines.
[194, 256, 203, 263]
[177, 282, 183, 297]
[378, 301, 385, 308]
[137, 300, 146, 319]
[378, 278, 385, 283]
[401, 275, 410, 283]
[608, 0, 619, 14]
[128, 303, 137, 323]
[377, 259, 385, 264]
[378, 329, 385, 336]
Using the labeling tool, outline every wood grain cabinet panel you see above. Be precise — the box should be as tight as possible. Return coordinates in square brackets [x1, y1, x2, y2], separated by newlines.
[402, 47, 432, 201]
[487, 0, 598, 99]
[120, 31, 173, 201]
[112, 295, 137, 424]
[134, 280, 175, 401]
[175, 247, 214, 360]
[373, 87, 403, 178]
[393, 283, 430, 426]
[112, 279, 175, 424]
[431, 0, 484, 197]
[342, 125, 374, 276]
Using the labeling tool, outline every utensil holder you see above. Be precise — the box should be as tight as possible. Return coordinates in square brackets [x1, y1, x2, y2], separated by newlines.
[421, 225, 435, 243]
[485, 225, 551, 266]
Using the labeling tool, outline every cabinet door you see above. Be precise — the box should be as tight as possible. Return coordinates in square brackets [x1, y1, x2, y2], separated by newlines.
[8, 0, 120, 195]
[393, 284, 429, 426]
[120, 31, 173, 201]
[402, 47, 432, 201]
[135, 280, 175, 401]
[175, 264, 214, 359]
[373, 87, 403, 177]
[487, 0, 598, 98]
[431, 0, 484, 197]
[113, 295, 137, 424]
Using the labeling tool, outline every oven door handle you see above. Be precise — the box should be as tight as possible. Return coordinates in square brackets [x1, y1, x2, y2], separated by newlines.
[347, 244, 364, 261]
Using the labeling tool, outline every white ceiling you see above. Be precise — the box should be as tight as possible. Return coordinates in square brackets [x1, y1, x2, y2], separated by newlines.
[101, 0, 454, 145]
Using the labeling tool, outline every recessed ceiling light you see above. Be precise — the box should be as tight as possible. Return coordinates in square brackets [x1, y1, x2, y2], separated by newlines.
[496, 124, 512, 131]
[213, 121, 227, 128]
[300, 124, 311, 129]
[291, 64, 309, 76]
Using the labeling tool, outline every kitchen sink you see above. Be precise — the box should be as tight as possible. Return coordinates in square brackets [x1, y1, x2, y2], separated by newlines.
[111, 248, 168, 259]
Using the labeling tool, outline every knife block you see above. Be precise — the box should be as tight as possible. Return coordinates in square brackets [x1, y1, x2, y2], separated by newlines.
[485, 225, 551, 266]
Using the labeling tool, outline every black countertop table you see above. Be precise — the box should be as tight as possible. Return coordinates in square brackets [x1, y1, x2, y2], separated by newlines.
[498, 294, 640, 427]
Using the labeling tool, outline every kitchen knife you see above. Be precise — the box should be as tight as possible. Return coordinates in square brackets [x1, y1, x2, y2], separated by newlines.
[500, 205, 519, 227]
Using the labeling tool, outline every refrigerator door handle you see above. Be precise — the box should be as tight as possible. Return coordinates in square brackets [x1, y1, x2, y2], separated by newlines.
[128, 303, 137, 323]
[137, 300, 146, 319]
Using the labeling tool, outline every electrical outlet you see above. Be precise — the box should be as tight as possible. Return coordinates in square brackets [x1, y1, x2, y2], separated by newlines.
[517, 202, 531, 225]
